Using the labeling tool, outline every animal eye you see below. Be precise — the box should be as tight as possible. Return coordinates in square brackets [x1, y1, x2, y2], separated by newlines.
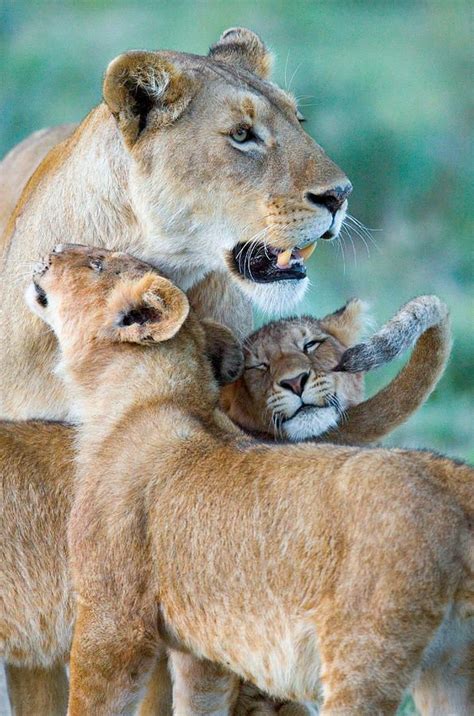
[303, 339, 325, 353]
[296, 110, 306, 123]
[245, 362, 268, 371]
[89, 258, 103, 273]
[230, 125, 253, 143]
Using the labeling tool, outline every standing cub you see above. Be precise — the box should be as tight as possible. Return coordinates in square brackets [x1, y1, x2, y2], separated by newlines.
[26, 245, 473, 716]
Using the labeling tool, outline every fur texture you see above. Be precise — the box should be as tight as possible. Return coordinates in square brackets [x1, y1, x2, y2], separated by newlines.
[25, 245, 473, 716]
[221, 296, 451, 445]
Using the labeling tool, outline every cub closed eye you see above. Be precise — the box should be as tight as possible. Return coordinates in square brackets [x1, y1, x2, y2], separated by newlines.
[303, 338, 326, 353]
[245, 362, 268, 371]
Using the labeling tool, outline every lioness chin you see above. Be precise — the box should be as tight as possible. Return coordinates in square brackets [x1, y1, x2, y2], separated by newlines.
[25, 244, 473, 716]
[0, 26, 350, 421]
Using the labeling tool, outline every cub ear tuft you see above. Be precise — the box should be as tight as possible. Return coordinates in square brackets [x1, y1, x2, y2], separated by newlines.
[209, 27, 273, 79]
[320, 298, 373, 347]
[103, 51, 194, 146]
[105, 273, 189, 344]
[201, 319, 244, 386]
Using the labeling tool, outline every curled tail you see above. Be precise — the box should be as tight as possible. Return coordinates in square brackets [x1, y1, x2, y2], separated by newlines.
[326, 296, 451, 445]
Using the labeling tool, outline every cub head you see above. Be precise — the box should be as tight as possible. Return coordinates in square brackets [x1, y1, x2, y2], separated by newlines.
[221, 300, 369, 440]
[103, 27, 351, 310]
[26, 244, 243, 393]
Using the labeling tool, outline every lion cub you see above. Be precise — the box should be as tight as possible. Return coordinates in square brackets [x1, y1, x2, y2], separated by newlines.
[222, 296, 450, 444]
[25, 244, 473, 716]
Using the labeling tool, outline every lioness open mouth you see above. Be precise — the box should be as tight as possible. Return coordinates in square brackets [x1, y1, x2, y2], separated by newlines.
[231, 242, 317, 283]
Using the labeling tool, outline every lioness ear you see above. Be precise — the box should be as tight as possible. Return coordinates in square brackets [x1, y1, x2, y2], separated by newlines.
[201, 319, 244, 386]
[209, 27, 273, 79]
[105, 273, 189, 344]
[103, 51, 194, 147]
[320, 299, 372, 347]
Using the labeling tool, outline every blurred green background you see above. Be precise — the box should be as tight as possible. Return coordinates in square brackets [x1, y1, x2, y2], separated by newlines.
[0, 2, 472, 713]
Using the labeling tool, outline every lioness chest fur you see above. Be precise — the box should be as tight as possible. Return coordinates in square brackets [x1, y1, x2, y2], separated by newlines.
[26, 245, 474, 716]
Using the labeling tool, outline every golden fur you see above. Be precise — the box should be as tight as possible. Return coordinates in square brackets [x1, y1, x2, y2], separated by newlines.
[221, 296, 451, 444]
[0, 124, 75, 241]
[25, 245, 473, 715]
[0, 27, 349, 421]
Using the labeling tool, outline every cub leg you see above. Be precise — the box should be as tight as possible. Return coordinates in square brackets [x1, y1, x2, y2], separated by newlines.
[317, 613, 441, 716]
[232, 682, 318, 715]
[169, 649, 240, 716]
[68, 604, 157, 716]
[137, 652, 173, 716]
[5, 663, 68, 716]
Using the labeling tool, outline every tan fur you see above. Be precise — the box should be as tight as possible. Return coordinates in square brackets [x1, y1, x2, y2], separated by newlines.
[0, 27, 349, 421]
[0, 124, 75, 241]
[0, 420, 74, 715]
[221, 298, 450, 445]
[26, 245, 473, 716]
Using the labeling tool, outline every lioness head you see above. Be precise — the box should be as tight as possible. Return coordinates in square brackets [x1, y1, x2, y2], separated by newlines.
[221, 301, 369, 440]
[103, 27, 351, 309]
[26, 244, 243, 391]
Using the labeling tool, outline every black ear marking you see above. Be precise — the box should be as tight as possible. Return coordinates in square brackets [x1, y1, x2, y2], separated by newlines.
[126, 81, 155, 134]
[119, 305, 161, 327]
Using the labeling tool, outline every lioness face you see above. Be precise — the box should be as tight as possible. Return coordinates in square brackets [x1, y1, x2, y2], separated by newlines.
[104, 28, 351, 310]
[221, 301, 367, 440]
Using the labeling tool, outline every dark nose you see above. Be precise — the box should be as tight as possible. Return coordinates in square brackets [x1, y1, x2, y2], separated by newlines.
[305, 182, 353, 214]
[279, 371, 310, 397]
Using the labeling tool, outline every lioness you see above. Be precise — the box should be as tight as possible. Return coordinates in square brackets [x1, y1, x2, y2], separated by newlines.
[0, 27, 350, 421]
[221, 295, 451, 443]
[25, 244, 473, 715]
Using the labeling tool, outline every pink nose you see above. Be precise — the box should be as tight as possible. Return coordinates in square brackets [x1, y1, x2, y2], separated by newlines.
[278, 371, 310, 397]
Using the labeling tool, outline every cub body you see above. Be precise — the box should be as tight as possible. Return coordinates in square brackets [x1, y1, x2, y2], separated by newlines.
[26, 245, 473, 716]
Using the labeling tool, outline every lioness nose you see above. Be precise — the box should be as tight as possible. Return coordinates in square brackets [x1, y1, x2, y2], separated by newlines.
[305, 182, 353, 214]
[279, 371, 310, 397]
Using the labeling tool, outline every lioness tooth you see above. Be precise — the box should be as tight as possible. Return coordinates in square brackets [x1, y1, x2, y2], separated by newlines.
[276, 249, 293, 268]
[300, 242, 317, 261]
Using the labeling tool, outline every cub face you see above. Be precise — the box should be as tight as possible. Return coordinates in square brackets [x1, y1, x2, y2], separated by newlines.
[26, 244, 243, 389]
[105, 27, 351, 309]
[221, 301, 368, 440]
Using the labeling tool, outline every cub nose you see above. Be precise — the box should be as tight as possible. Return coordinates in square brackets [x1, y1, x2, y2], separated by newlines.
[304, 181, 353, 214]
[279, 371, 310, 397]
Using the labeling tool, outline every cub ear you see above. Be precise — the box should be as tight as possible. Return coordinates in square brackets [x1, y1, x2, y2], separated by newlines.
[201, 319, 244, 386]
[105, 273, 189, 344]
[209, 27, 273, 79]
[103, 51, 194, 147]
[320, 298, 372, 347]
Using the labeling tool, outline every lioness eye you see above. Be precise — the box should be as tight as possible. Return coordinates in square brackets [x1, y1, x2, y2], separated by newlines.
[245, 362, 268, 371]
[230, 126, 253, 143]
[303, 339, 325, 353]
